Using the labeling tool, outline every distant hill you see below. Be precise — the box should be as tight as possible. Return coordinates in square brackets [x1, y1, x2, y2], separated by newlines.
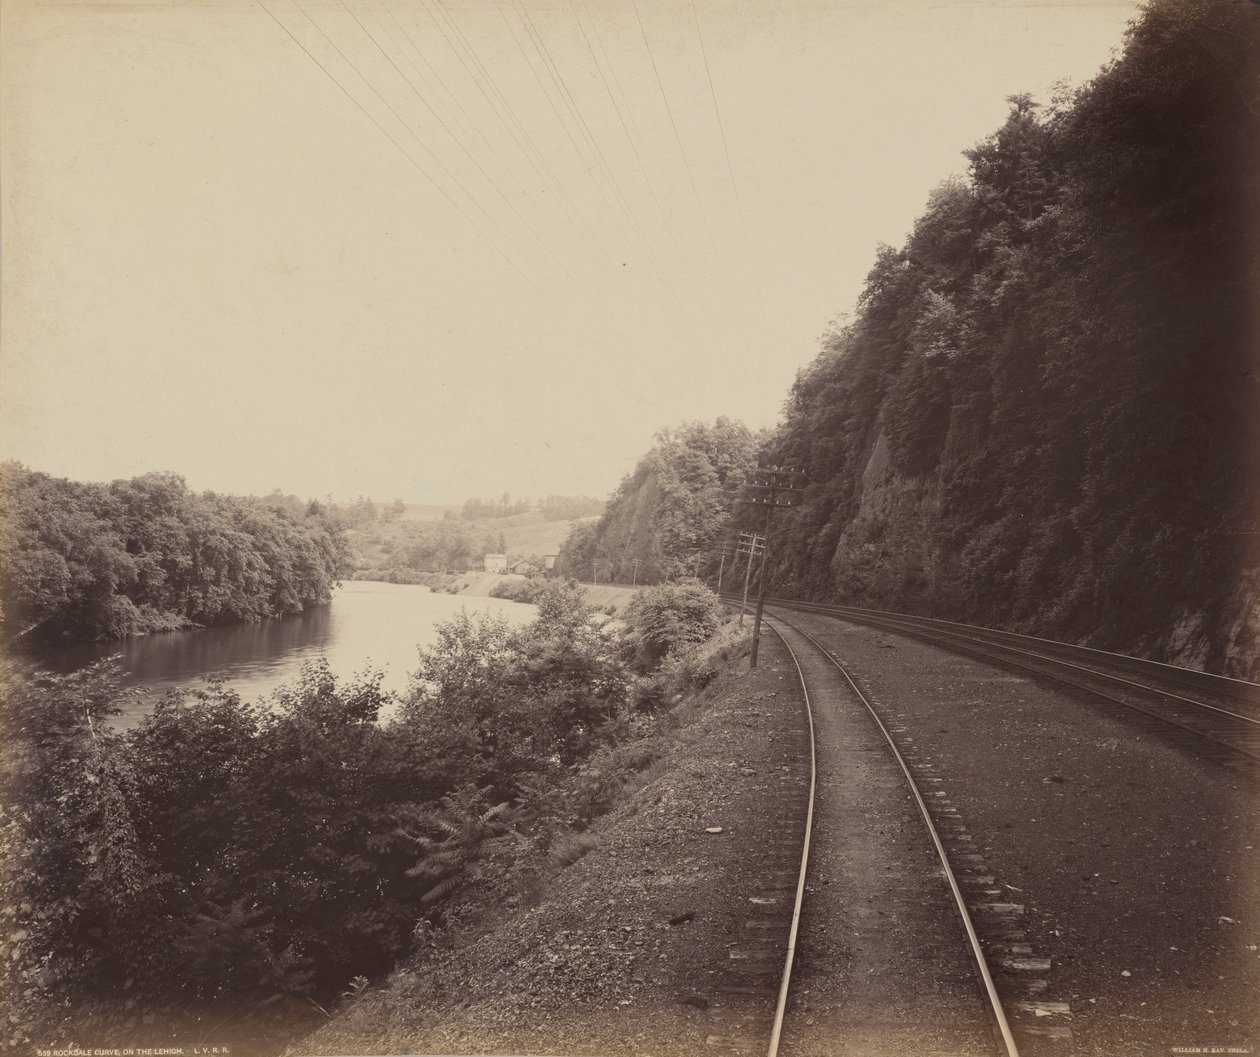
[496, 510, 596, 558]
[399, 503, 462, 521]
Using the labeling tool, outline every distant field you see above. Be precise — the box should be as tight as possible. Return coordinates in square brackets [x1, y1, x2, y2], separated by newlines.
[400, 503, 462, 521]
[497, 512, 595, 556]
[394, 506, 592, 556]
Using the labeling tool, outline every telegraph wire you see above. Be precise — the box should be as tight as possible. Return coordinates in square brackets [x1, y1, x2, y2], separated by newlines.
[372, 1, 606, 290]
[254, 0, 540, 295]
[690, 0, 761, 318]
[567, 0, 719, 354]
[418, 0, 628, 296]
[288, 0, 543, 281]
[574, 0, 682, 266]
[512, 1, 658, 268]
[378, 4, 519, 190]
[629, 0, 729, 299]
[340, 0, 598, 307]
[486, 0, 682, 339]
[510, 0, 695, 339]
[579, 2, 725, 338]
[493, 0, 635, 254]
[377, 0, 589, 279]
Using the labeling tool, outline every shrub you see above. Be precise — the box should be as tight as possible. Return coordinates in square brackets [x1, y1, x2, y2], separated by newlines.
[620, 579, 724, 673]
[488, 577, 546, 604]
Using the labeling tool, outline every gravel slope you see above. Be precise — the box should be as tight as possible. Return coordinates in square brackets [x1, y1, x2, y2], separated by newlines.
[292, 635, 811, 1057]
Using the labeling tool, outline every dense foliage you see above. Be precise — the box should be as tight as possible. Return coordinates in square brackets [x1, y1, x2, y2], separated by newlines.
[620, 580, 725, 674]
[489, 576, 551, 604]
[739, 0, 1259, 675]
[0, 465, 350, 644]
[556, 418, 761, 584]
[346, 516, 498, 584]
[2, 579, 671, 1049]
[461, 494, 533, 520]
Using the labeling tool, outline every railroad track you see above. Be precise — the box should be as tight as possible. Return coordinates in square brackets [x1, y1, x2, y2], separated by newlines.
[726, 594, 1260, 770]
[753, 614, 1057, 1057]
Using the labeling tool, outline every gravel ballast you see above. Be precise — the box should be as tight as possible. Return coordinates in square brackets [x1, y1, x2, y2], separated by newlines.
[786, 608, 1260, 1057]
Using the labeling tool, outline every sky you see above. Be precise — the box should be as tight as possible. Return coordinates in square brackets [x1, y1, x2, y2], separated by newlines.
[1, 0, 1144, 505]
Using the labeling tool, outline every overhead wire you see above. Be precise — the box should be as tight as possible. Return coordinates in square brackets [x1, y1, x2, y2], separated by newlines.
[485, 0, 683, 342]
[254, 0, 541, 296]
[266, 0, 751, 359]
[416, 0, 629, 297]
[372, 0, 621, 308]
[629, 0, 733, 313]
[287, 0, 559, 306]
[378, 4, 521, 193]
[509, 0, 696, 337]
[339, 0, 599, 310]
[689, 0, 764, 320]
[567, 0, 720, 353]
[493, 0, 636, 254]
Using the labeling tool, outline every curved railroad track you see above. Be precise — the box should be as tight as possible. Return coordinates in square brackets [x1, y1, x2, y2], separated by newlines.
[728, 594, 1260, 770]
[759, 614, 1042, 1057]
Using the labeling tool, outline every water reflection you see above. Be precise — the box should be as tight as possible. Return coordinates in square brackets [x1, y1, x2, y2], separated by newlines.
[22, 581, 534, 726]
[45, 603, 336, 682]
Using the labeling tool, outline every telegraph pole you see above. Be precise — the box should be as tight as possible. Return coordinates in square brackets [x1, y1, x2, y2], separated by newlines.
[591, 558, 598, 586]
[631, 558, 642, 586]
[715, 542, 732, 592]
[736, 532, 764, 627]
[738, 466, 807, 668]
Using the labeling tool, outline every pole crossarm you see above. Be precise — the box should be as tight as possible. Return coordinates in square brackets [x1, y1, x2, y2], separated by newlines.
[733, 467, 808, 668]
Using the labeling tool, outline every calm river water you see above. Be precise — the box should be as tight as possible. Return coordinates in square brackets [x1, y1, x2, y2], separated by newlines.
[30, 581, 535, 727]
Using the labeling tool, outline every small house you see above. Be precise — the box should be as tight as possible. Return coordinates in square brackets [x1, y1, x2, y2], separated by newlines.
[484, 553, 508, 573]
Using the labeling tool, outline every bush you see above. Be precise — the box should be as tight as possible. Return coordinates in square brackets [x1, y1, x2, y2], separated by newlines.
[620, 579, 724, 673]
[3, 656, 526, 1046]
[488, 577, 547, 604]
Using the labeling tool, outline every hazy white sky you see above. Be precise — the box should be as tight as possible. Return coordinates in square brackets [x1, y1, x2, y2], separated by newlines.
[1, 0, 1142, 504]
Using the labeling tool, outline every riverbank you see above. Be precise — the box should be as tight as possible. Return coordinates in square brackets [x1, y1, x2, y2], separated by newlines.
[450, 571, 638, 614]
[291, 622, 802, 1056]
[5, 580, 731, 1057]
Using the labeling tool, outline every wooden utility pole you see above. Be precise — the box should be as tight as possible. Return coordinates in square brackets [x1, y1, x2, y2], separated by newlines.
[738, 466, 807, 668]
[715, 542, 732, 592]
[735, 532, 764, 627]
[631, 558, 642, 586]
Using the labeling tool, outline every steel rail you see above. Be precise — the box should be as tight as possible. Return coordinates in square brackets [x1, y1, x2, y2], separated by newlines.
[766, 601, 1260, 766]
[825, 605, 1259, 729]
[767, 613, 1021, 1057]
[743, 596, 1260, 728]
[756, 596, 1260, 706]
[763, 620, 817, 1057]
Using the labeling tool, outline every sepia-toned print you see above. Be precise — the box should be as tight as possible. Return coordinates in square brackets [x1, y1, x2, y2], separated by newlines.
[1, 2, 1257, 1056]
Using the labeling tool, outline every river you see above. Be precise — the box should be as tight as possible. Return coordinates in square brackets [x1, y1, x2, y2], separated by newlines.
[28, 580, 536, 727]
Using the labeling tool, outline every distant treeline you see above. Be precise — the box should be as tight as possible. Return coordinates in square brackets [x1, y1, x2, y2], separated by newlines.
[0, 464, 351, 643]
[347, 517, 500, 583]
[462, 494, 603, 521]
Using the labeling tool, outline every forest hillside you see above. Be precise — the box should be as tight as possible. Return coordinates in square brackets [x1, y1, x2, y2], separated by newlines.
[556, 418, 762, 585]
[566, 0, 1260, 677]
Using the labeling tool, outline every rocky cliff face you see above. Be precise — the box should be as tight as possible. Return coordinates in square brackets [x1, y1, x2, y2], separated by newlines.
[750, 0, 1259, 679]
